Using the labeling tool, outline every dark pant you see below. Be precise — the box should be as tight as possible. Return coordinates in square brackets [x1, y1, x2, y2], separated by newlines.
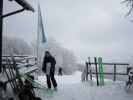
[46, 73, 57, 89]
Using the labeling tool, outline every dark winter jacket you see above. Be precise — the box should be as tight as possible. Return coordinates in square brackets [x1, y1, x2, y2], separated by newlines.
[42, 56, 56, 73]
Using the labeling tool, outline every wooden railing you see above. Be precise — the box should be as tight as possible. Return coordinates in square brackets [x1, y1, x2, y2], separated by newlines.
[1, 55, 38, 94]
[85, 57, 129, 85]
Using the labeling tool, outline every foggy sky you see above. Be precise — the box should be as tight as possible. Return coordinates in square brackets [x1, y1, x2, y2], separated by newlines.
[3, 0, 133, 63]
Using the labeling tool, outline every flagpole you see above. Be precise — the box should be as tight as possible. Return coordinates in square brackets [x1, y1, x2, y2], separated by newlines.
[36, 1, 47, 71]
[37, 2, 40, 69]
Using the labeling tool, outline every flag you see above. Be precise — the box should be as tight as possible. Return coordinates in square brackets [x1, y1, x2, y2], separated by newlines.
[38, 4, 47, 43]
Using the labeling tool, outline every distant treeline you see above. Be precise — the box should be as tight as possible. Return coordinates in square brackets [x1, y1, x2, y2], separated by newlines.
[3, 36, 78, 75]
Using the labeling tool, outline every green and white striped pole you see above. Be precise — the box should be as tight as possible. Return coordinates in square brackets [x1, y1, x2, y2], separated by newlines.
[98, 57, 104, 86]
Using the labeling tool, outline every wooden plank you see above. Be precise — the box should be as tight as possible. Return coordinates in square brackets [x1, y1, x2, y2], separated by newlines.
[113, 64, 116, 81]
[2, 55, 28, 57]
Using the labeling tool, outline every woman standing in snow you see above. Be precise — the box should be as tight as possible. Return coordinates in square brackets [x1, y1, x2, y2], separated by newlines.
[42, 51, 57, 90]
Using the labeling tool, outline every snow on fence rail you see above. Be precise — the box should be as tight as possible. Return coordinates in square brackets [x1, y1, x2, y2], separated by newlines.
[2, 55, 37, 67]
[1, 55, 38, 95]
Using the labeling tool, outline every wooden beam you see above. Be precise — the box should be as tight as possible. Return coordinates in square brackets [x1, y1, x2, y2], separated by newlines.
[87, 62, 129, 66]
[87, 72, 127, 75]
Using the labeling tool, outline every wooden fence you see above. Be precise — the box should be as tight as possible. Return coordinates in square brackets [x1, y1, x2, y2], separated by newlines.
[1, 55, 38, 94]
[85, 57, 129, 86]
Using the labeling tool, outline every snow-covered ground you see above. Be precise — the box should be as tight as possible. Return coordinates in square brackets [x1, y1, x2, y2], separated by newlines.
[36, 71, 133, 100]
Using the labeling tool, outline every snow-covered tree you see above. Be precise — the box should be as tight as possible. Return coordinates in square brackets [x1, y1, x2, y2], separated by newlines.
[3, 36, 32, 55]
[32, 37, 77, 75]
[122, 0, 133, 16]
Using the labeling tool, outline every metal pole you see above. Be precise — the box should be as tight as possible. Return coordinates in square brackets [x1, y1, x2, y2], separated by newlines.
[2, 8, 25, 18]
[0, 0, 3, 73]
[36, 3, 40, 68]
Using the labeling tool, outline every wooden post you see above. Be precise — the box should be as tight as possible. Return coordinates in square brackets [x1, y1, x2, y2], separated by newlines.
[26, 59, 29, 67]
[35, 57, 37, 65]
[113, 64, 116, 81]
[94, 57, 99, 86]
[0, 0, 3, 73]
[88, 57, 92, 81]
[86, 62, 88, 81]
